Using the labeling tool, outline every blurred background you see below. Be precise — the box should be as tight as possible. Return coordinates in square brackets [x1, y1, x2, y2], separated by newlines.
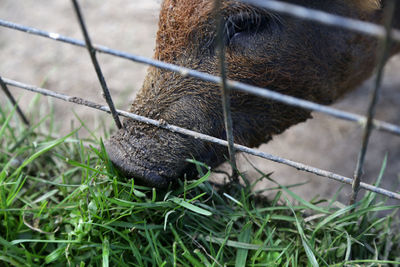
[1, 0, 399, 203]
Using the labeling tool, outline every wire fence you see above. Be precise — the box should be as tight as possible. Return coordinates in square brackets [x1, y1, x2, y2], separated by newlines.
[1, 0, 400, 203]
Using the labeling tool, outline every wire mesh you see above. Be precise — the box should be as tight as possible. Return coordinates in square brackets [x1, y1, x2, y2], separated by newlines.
[1, 0, 400, 203]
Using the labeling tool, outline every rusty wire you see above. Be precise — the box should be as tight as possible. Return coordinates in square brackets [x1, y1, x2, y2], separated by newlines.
[1, 1, 400, 203]
[2, 77, 400, 201]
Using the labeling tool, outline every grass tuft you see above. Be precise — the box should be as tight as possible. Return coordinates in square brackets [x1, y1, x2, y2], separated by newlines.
[0, 101, 399, 266]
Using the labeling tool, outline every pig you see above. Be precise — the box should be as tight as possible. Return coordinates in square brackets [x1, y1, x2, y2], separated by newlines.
[105, 0, 400, 188]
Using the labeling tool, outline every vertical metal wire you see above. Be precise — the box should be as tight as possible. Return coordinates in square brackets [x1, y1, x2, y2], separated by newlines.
[71, 0, 123, 129]
[349, 0, 396, 205]
[213, 0, 238, 178]
[0, 76, 30, 126]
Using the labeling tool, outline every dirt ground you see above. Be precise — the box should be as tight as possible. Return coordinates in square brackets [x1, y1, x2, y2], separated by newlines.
[1, 0, 399, 203]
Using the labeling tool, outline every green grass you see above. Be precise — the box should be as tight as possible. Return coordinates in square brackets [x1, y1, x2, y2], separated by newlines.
[1, 98, 400, 266]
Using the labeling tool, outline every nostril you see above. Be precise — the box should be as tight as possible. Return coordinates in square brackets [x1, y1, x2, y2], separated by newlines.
[104, 140, 171, 188]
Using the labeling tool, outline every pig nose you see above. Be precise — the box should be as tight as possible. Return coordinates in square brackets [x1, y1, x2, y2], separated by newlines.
[104, 140, 171, 188]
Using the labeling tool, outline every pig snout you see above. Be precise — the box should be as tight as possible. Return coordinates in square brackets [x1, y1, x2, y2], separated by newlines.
[105, 96, 225, 188]
[105, 127, 194, 188]
[105, 137, 171, 188]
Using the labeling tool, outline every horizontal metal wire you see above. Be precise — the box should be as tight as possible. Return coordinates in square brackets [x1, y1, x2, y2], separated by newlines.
[238, 0, 400, 41]
[1, 19, 400, 137]
[3, 77, 400, 201]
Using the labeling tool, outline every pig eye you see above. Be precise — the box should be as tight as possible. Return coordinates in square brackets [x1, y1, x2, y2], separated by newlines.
[224, 12, 280, 46]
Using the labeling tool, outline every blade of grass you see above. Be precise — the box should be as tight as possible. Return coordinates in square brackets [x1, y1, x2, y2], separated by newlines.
[170, 224, 203, 267]
[211, 221, 233, 267]
[311, 203, 359, 239]
[235, 222, 252, 267]
[285, 196, 320, 267]
[200, 235, 284, 251]
[102, 237, 110, 267]
[10, 129, 78, 179]
[360, 155, 387, 213]
[0, 103, 17, 140]
[169, 197, 212, 216]
[269, 177, 329, 214]
[45, 245, 67, 264]
[9, 113, 51, 152]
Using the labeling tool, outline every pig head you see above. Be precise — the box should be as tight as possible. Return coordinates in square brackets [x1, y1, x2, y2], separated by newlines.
[106, 0, 400, 188]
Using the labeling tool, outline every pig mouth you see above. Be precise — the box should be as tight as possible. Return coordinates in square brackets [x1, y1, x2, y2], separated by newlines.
[104, 129, 205, 189]
[105, 139, 175, 188]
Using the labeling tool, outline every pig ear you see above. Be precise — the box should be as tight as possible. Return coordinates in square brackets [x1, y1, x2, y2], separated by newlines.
[354, 0, 381, 12]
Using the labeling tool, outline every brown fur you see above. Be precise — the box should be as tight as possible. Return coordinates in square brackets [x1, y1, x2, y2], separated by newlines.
[106, 0, 400, 188]
[354, 0, 381, 11]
